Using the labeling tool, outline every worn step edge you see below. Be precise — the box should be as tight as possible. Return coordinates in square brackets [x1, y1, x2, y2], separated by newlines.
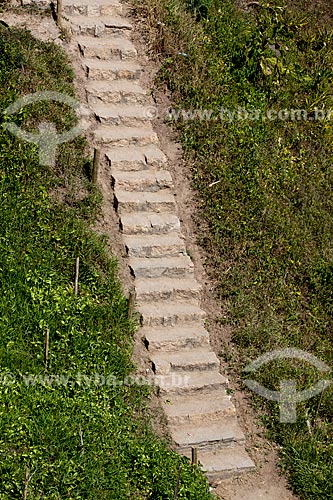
[139, 301, 206, 327]
[136, 277, 201, 304]
[67, 15, 132, 35]
[114, 189, 176, 214]
[94, 105, 150, 127]
[182, 446, 255, 482]
[111, 169, 173, 192]
[83, 59, 141, 81]
[151, 348, 219, 375]
[162, 390, 236, 425]
[63, 0, 125, 18]
[86, 80, 147, 105]
[170, 419, 245, 451]
[129, 255, 193, 278]
[123, 233, 186, 258]
[78, 36, 137, 60]
[121, 213, 180, 236]
[143, 324, 209, 351]
[105, 145, 167, 170]
[94, 126, 158, 147]
[156, 369, 227, 395]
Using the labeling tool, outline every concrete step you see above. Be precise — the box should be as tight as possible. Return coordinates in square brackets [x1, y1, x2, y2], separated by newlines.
[123, 233, 186, 258]
[135, 277, 201, 303]
[63, 0, 125, 17]
[129, 255, 193, 278]
[162, 391, 236, 425]
[83, 59, 141, 80]
[139, 301, 206, 327]
[105, 145, 167, 170]
[86, 80, 147, 105]
[157, 369, 227, 395]
[143, 324, 209, 351]
[170, 419, 245, 452]
[78, 36, 137, 60]
[121, 213, 180, 235]
[183, 446, 255, 482]
[68, 15, 132, 36]
[92, 104, 150, 127]
[151, 348, 219, 375]
[112, 170, 173, 192]
[114, 190, 176, 214]
[94, 126, 158, 147]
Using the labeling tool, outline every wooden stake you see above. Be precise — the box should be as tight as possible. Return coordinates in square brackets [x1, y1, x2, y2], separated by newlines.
[57, 0, 63, 27]
[44, 327, 50, 370]
[191, 447, 198, 465]
[74, 257, 80, 296]
[92, 148, 100, 184]
[23, 468, 30, 500]
[173, 464, 182, 500]
[313, 389, 325, 429]
[128, 289, 136, 319]
[79, 426, 84, 447]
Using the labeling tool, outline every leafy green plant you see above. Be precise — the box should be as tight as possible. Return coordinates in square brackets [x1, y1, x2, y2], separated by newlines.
[133, 0, 333, 498]
[0, 25, 212, 499]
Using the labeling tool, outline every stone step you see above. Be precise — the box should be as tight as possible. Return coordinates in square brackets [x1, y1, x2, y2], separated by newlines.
[94, 126, 158, 147]
[112, 170, 173, 192]
[63, 0, 125, 17]
[151, 348, 219, 375]
[170, 420, 245, 452]
[78, 36, 137, 60]
[135, 277, 201, 303]
[129, 255, 193, 278]
[105, 145, 167, 170]
[157, 369, 227, 395]
[162, 390, 236, 425]
[68, 15, 132, 37]
[183, 446, 255, 482]
[114, 190, 176, 214]
[83, 59, 141, 80]
[92, 104, 150, 127]
[121, 213, 180, 235]
[139, 301, 206, 327]
[86, 80, 147, 105]
[143, 324, 209, 351]
[123, 233, 186, 258]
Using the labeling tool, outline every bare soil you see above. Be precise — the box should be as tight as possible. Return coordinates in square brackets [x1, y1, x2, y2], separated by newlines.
[132, 7, 301, 500]
[1, 4, 302, 498]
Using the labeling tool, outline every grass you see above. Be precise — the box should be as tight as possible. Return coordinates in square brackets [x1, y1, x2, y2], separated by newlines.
[133, 0, 333, 498]
[0, 23, 213, 499]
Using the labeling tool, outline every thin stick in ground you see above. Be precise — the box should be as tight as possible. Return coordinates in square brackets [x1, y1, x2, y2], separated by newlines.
[74, 257, 80, 296]
[92, 148, 100, 184]
[23, 468, 30, 500]
[44, 327, 50, 370]
[57, 0, 63, 28]
[173, 464, 182, 500]
[128, 289, 136, 319]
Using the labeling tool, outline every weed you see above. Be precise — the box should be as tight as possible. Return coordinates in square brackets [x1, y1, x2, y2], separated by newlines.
[133, 0, 333, 498]
[0, 26, 212, 499]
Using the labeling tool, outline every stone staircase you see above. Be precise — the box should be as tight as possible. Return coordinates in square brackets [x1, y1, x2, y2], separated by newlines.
[63, 0, 255, 483]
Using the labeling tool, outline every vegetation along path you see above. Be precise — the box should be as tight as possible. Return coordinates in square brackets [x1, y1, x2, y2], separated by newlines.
[61, 0, 256, 483]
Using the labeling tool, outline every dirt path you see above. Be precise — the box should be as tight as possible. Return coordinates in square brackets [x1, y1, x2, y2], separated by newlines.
[1, 3, 301, 498]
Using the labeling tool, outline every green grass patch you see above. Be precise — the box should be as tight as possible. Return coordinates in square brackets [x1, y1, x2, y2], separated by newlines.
[0, 24, 213, 499]
[134, 0, 333, 498]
